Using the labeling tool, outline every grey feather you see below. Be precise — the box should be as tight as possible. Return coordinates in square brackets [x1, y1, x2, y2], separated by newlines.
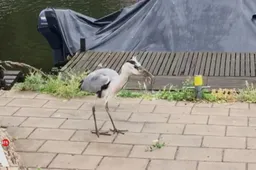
[81, 68, 119, 92]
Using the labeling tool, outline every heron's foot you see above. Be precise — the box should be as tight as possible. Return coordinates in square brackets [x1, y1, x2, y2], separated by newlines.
[91, 130, 111, 137]
[110, 128, 128, 135]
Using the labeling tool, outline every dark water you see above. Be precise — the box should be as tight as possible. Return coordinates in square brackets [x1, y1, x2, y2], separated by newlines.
[0, 0, 122, 72]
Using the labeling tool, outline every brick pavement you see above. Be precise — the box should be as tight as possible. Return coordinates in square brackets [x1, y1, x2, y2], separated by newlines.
[0, 90, 256, 170]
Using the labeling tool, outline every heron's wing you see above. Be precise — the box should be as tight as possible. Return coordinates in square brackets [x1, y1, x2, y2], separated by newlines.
[81, 72, 110, 92]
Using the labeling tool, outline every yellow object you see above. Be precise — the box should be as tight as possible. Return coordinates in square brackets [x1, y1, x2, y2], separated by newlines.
[194, 75, 203, 86]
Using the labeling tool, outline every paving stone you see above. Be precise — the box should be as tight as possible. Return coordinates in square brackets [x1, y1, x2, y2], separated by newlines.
[129, 113, 169, 122]
[84, 143, 132, 156]
[0, 90, 4, 96]
[39, 140, 88, 154]
[49, 154, 102, 169]
[0, 97, 13, 106]
[14, 139, 45, 152]
[29, 128, 75, 140]
[116, 104, 156, 113]
[209, 116, 247, 126]
[18, 152, 56, 168]
[70, 130, 116, 143]
[117, 98, 142, 104]
[148, 160, 197, 170]
[249, 118, 256, 126]
[194, 103, 213, 108]
[129, 145, 176, 159]
[35, 94, 62, 100]
[176, 102, 195, 107]
[184, 124, 225, 136]
[248, 164, 256, 170]
[0, 116, 27, 126]
[114, 132, 159, 145]
[89, 111, 132, 121]
[21, 117, 65, 128]
[80, 101, 119, 111]
[202, 136, 246, 149]
[227, 126, 256, 137]
[97, 157, 148, 170]
[198, 162, 246, 170]
[43, 100, 84, 109]
[168, 115, 208, 124]
[7, 98, 48, 107]
[224, 149, 256, 163]
[230, 109, 256, 117]
[60, 119, 105, 130]
[142, 123, 184, 134]
[160, 134, 202, 147]
[246, 138, 256, 149]
[191, 107, 229, 116]
[0, 106, 19, 115]
[2, 91, 38, 98]
[6, 127, 35, 139]
[154, 105, 191, 114]
[141, 99, 176, 105]
[51, 109, 91, 119]
[101, 121, 144, 132]
[250, 104, 256, 110]
[212, 102, 249, 109]
[14, 107, 56, 117]
[176, 147, 222, 161]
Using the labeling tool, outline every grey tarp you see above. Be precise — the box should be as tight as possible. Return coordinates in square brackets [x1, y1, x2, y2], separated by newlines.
[42, 0, 256, 55]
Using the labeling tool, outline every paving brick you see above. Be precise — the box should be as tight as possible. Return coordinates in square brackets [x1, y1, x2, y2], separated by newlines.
[160, 134, 202, 147]
[51, 109, 91, 119]
[101, 121, 144, 132]
[43, 100, 84, 109]
[114, 132, 159, 145]
[2, 91, 38, 98]
[148, 160, 197, 170]
[0, 90, 4, 96]
[209, 116, 247, 126]
[60, 119, 105, 130]
[176, 147, 222, 161]
[249, 118, 256, 126]
[29, 128, 75, 140]
[154, 105, 191, 114]
[213, 102, 249, 109]
[118, 98, 142, 104]
[7, 98, 48, 107]
[84, 143, 132, 156]
[35, 94, 61, 100]
[184, 124, 225, 136]
[21, 117, 65, 128]
[80, 101, 119, 111]
[97, 157, 148, 170]
[89, 111, 132, 121]
[0, 97, 13, 106]
[14, 139, 45, 151]
[0, 116, 27, 126]
[141, 99, 176, 105]
[224, 149, 256, 163]
[116, 104, 155, 113]
[230, 109, 256, 117]
[227, 126, 256, 137]
[39, 140, 88, 154]
[250, 104, 256, 110]
[129, 145, 176, 159]
[246, 138, 256, 149]
[191, 107, 229, 116]
[202, 136, 246, 149]
[129, 113, 169, 122]
[194, 103, 213, 108]
[248, 164, 256, 170]
[0, 106, 19, 115]
[49, 154, 102, 169]
[18, 152, 56, 168]
[14, 107, 56, 117]
[198, 162, 246, 170]
[176, 102, 195, 107]
[6, 127, 35, 139]
[142, 123, 184, 134]
[168, 115, 208, 124]
[70, 130, 116, 143]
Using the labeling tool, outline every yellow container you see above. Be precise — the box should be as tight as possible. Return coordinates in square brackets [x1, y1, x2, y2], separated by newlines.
[194, 75, 203, 86]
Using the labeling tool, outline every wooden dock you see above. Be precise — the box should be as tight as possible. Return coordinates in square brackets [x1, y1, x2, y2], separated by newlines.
[61, 51, 256, 90]
[0, 70, 24, 90]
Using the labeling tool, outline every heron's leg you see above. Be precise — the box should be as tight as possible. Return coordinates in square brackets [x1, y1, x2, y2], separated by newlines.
[105, 102, 128, 135]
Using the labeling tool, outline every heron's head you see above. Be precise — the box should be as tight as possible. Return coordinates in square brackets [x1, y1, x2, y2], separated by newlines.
[121, 56, 143, 75]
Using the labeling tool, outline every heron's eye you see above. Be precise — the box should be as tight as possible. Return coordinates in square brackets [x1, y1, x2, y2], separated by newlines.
[134, 65, 139, 69]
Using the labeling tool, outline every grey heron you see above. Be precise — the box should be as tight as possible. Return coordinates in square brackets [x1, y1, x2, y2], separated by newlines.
[80, 56, 153, 137]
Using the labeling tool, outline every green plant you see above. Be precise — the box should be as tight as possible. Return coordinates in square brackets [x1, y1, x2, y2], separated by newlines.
[238, 81, 256, 103]
[145, 139, 165, 152]
[117, 90, 143, 98]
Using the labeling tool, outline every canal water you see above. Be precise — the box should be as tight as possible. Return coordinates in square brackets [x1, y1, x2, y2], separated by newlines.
[0, 0, 124, 72]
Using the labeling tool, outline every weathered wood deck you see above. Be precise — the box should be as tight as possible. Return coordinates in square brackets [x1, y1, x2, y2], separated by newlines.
[61, 51, 256, 90]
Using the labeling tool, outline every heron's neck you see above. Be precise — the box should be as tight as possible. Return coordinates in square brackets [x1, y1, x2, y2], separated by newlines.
[118, 72, 130, 88]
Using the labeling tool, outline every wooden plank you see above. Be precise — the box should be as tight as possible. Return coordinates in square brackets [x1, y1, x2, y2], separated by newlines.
[150, 52, 162, 75]
[154, 52, 167, 75]
[189, 52, 199, 76]
[101, 52, 117, 70]
[235, 52, 240, 76]
[60, 52, 80, 71]
[240, 52, 245, 77]
[90, 51, 110, 71]
[184, 52, 194, 76]
[145, 52, 158, 71]
[250, 53, 255, 76]
[107, 52, 123, 70]
[158, 52, 169, 75]
[75, 51, 95, 71]
[214, 52, 221, 76]
[87, 52, 105, 71]
[138, 51, 149, 66]
[82, 52, 102, 71]
[224, 52, 231, 76]
[142, 51, 154, 71]
[178, 52, 189, 75]
[245, 53, 250, 76]
[194, 52, 203, 75]
[209, 52, 217, 76]
[169, 52, 181, 76]
[162, 52, 175, 76]
[230, 52, 236, 76]
[111, 52, 126, 71]
[117, 51, 134, 73]
[173, 52, 185, 76]
[202, 52, 210, 76]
